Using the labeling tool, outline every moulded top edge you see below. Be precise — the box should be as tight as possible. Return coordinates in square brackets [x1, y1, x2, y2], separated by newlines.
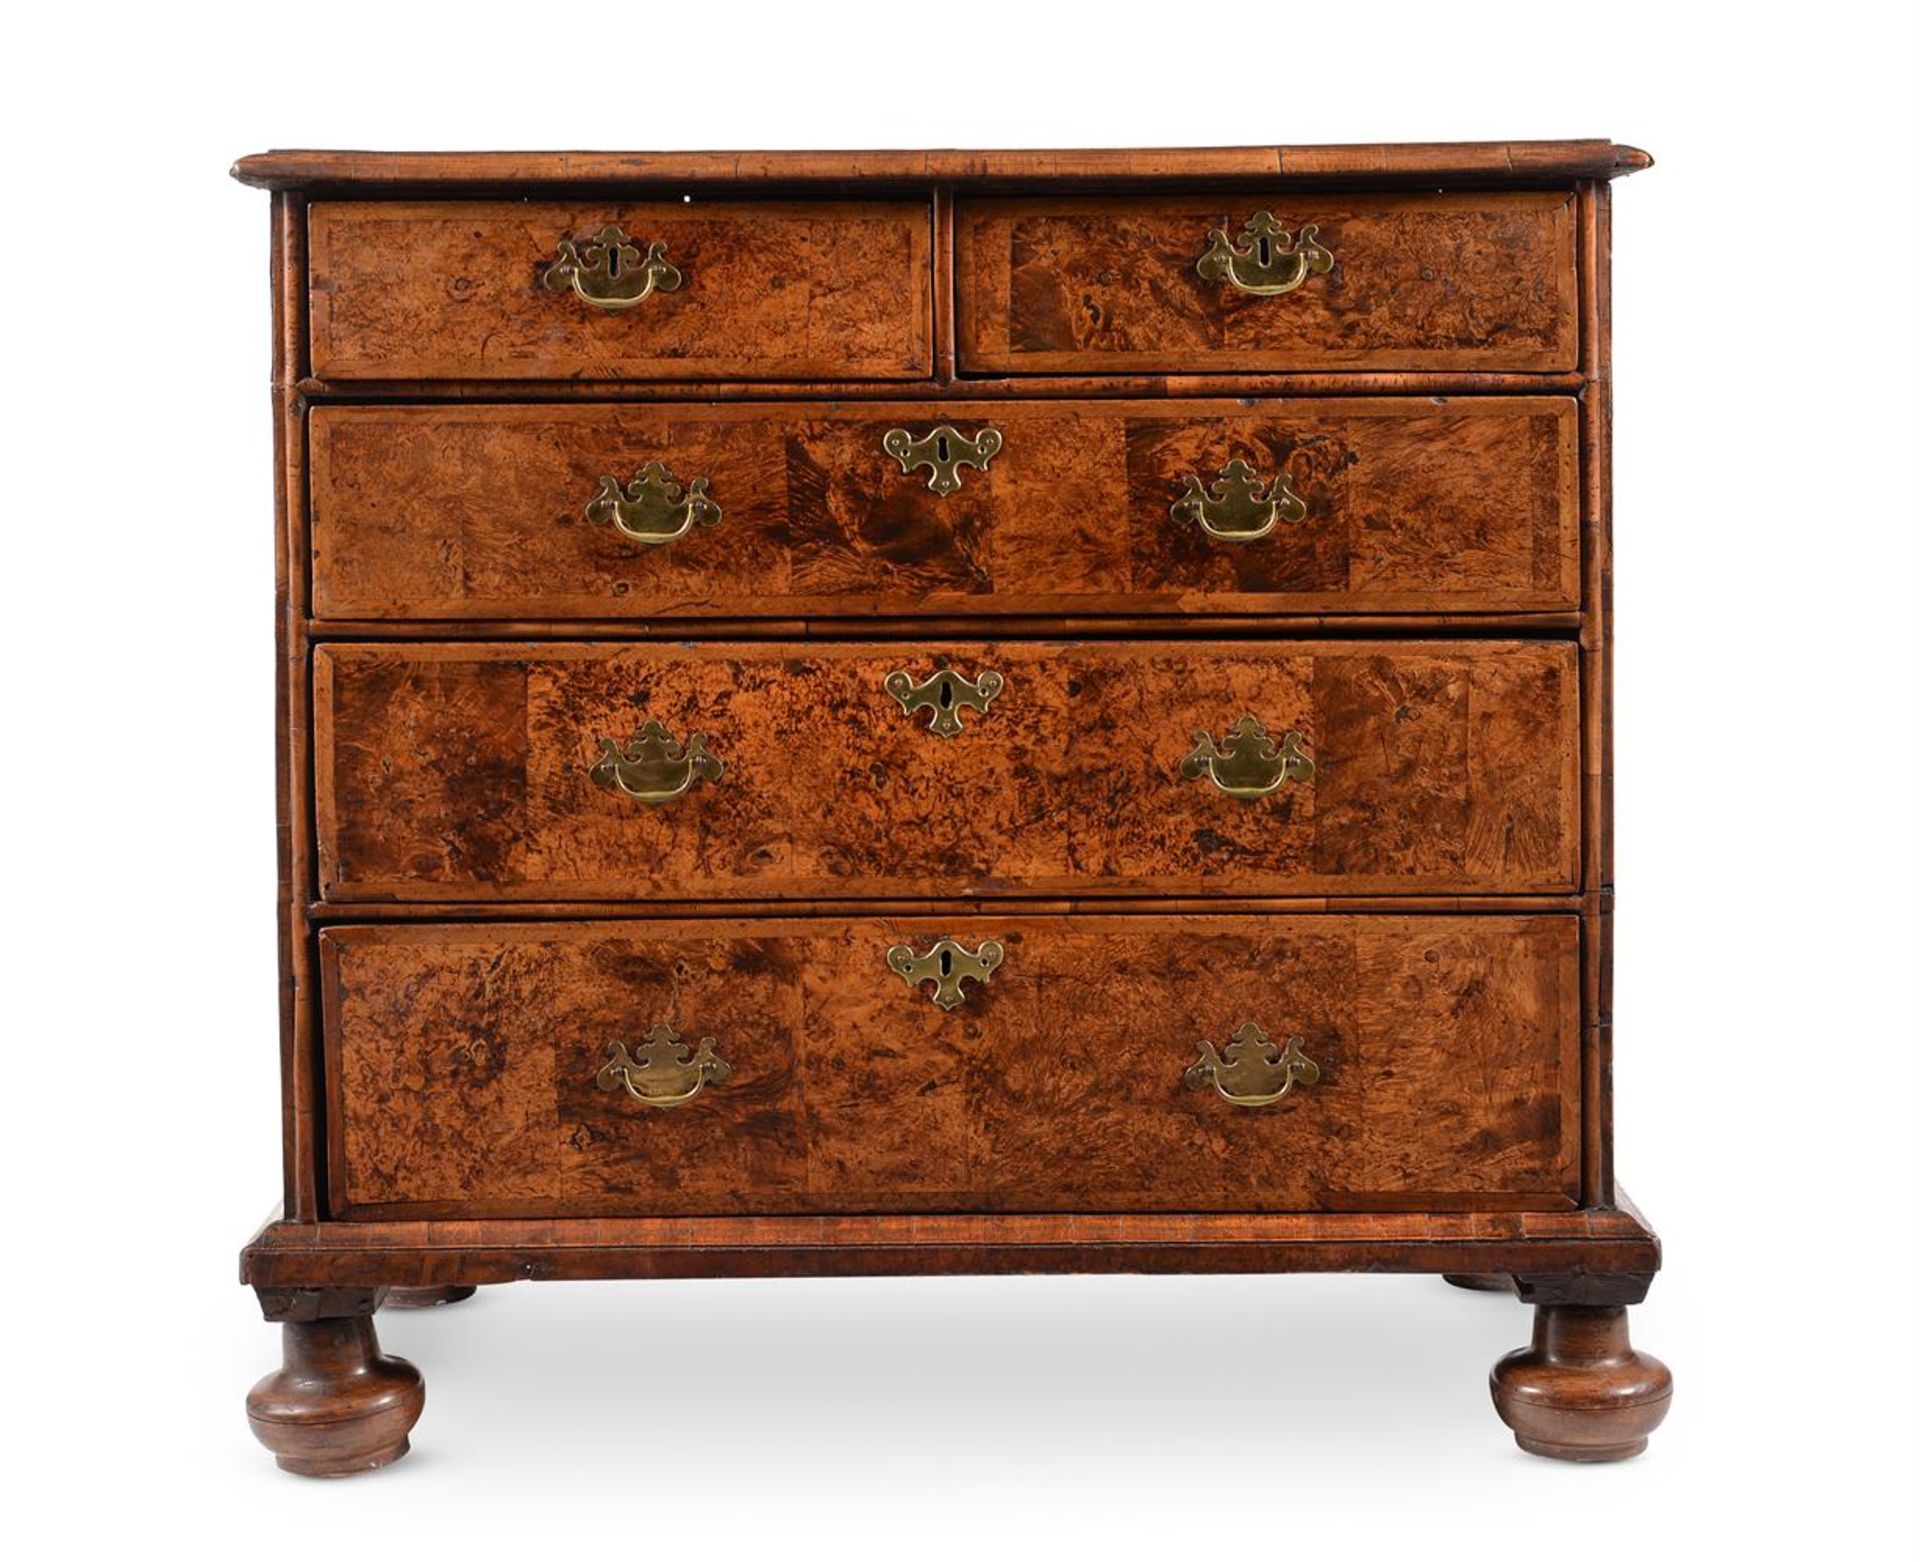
[231, 141, 1654, 191]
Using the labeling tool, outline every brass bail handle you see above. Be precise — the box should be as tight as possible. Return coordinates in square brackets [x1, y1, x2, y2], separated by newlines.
[1195, 213, 1335, 297]
[596, 1024, 732, 1109]
[1186, 1022, 1320, 1107]
[584, 460, 721, 546]
[588, 719, 724, 804]
[544, 224, 684, 311]
[1180, 717, 1314, 800]
[1171, 460, 1308, 543]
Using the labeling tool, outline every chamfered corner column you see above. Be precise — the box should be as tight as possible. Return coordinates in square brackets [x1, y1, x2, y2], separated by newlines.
[1490, 1303, 1672, 1462]
[247, 1288, 424, 1477]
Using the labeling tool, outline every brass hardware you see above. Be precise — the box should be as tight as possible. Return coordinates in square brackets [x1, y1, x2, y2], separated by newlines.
[1180, 717, 1314, 800]
[884, 667, 1005, 737]
[543, 225, 683, 311]
[1171, 459, 1307, 542]
[886, 936, 1004, 1010]
[882, 424, 1003, 495]
[588, 719, 723, 804]
[584, 461, 720, 546]
[1186, 1022, 1320, 1107]
[1196, 213, 1334, 297]
[596, 1024, 731, 1109]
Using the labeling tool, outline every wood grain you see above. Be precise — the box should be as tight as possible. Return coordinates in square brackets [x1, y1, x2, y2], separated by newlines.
[958, 193, 1579, 374]
[310, 397, 1579, 621]
[312, 639, 1582, 901]
[308, 200, 932, 381]
[319, 914, 1581, 1217]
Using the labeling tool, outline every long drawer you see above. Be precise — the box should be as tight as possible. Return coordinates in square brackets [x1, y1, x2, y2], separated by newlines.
[309, 398, 1579, 621]
[313, 639, 1580, 901]
[957, 192, 1579, 374]
[321, 914, 1582, 1218]
[308, 200, 932, 381]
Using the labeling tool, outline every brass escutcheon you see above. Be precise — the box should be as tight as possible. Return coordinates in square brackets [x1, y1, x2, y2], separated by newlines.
[584, 461, 720, 545]
[1180, 716, 1314, 800]
[1195, 213, 1335, 297]
[589, 719, 724, 804]
[596, 1024, 732, 1108]
[1171, 459, 1308, 542]
[883, 424, 1003, 496]
[885, 667, 1005, 737]
[1186, 1022, 1320, 1107]
[886, 936, 1005, 1011]
[544, 224, 683, 311]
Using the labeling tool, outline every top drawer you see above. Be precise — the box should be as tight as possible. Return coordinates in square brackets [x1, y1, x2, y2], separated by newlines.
[308, 200, 933, 382]
[956, 192, 1578, 375]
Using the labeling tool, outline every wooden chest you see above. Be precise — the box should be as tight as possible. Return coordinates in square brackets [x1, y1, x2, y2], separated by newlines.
[234, 142, 1668, 1474]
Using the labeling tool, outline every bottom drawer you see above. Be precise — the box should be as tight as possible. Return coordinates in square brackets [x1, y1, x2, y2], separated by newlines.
[320, 914, 1581, 1218]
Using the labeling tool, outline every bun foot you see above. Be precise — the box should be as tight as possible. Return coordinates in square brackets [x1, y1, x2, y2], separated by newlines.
[1491, 1304, 1671, 1461]
[384, 1285, 477, 1309]
[247, 1315, 424, 1477]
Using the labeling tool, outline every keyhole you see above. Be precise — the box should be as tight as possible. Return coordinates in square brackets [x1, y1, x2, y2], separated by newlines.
[606, 247, 623, 279]
[939, 949, 953, 977]
[935, 434, 951, 464]
[1255, 235, 1271, 269]
[938, 680, 954, 710]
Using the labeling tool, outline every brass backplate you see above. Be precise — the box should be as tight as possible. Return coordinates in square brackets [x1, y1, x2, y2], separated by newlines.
[885, 667, 1005, 737]
[882, 424, 1003, 495]
[886, 937, 1005, 1010]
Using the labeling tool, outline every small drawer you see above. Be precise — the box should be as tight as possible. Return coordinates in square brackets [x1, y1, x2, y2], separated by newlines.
[956, 192, 1579, 375]
[310, 397, 1579, 621]
[313, 638, 1580, 902]
[307, 200, 932, 381]
[321, 914, 1581, 1218]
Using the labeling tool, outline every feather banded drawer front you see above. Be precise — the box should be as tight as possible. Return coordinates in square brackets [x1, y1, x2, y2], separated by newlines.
[234, 143, 1669, 1475]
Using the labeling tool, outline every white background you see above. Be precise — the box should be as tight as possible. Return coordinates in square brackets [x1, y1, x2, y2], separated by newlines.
[3, 3, 1916, 1557]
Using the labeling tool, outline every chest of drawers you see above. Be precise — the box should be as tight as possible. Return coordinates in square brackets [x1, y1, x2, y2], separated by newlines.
[234, 142, 1668, 1475]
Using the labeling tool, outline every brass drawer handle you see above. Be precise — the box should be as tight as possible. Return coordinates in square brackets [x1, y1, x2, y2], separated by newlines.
[589, 720, 723, 804]
[885, 667, 1004, 737]
[596, 1024, 731, 1109]
[1180, 716, 1313, 800]
[887, 936, 1004, 1010]
[1171, 459, 1307, 542]
[1196, 213, 1334, 297]
[584, 461, 720, 546]
[544, 224, 683, 311]
[883, 424, 1003, 495]
[1186, 1022, 1320, 1107]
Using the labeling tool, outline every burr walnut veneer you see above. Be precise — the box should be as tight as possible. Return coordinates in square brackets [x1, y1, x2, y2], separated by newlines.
[234, 142, 1666, 1475]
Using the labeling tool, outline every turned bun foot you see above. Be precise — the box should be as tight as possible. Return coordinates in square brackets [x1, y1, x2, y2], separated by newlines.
[247, 1315, 424, 1477]
[1491, 1304, 1671, 1461]
[384, 1285, 477, 1309]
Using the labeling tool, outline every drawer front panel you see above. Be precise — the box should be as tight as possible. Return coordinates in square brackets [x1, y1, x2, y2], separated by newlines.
[322, 915, 1581, 1217]
[314, 640, 1579, 901]
[957, 193, 1578, 374]
[308, 200, 932, 381]
[310, 398, 1579, 621]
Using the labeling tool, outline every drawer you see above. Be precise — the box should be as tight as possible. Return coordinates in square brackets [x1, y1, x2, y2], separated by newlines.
[314, 639, 1579, 901]
[310, 397, 1579, 621]
[957, 193, 1578, 374]
[321, 914, 1581, 1217]
[307, 200, 932, 381]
